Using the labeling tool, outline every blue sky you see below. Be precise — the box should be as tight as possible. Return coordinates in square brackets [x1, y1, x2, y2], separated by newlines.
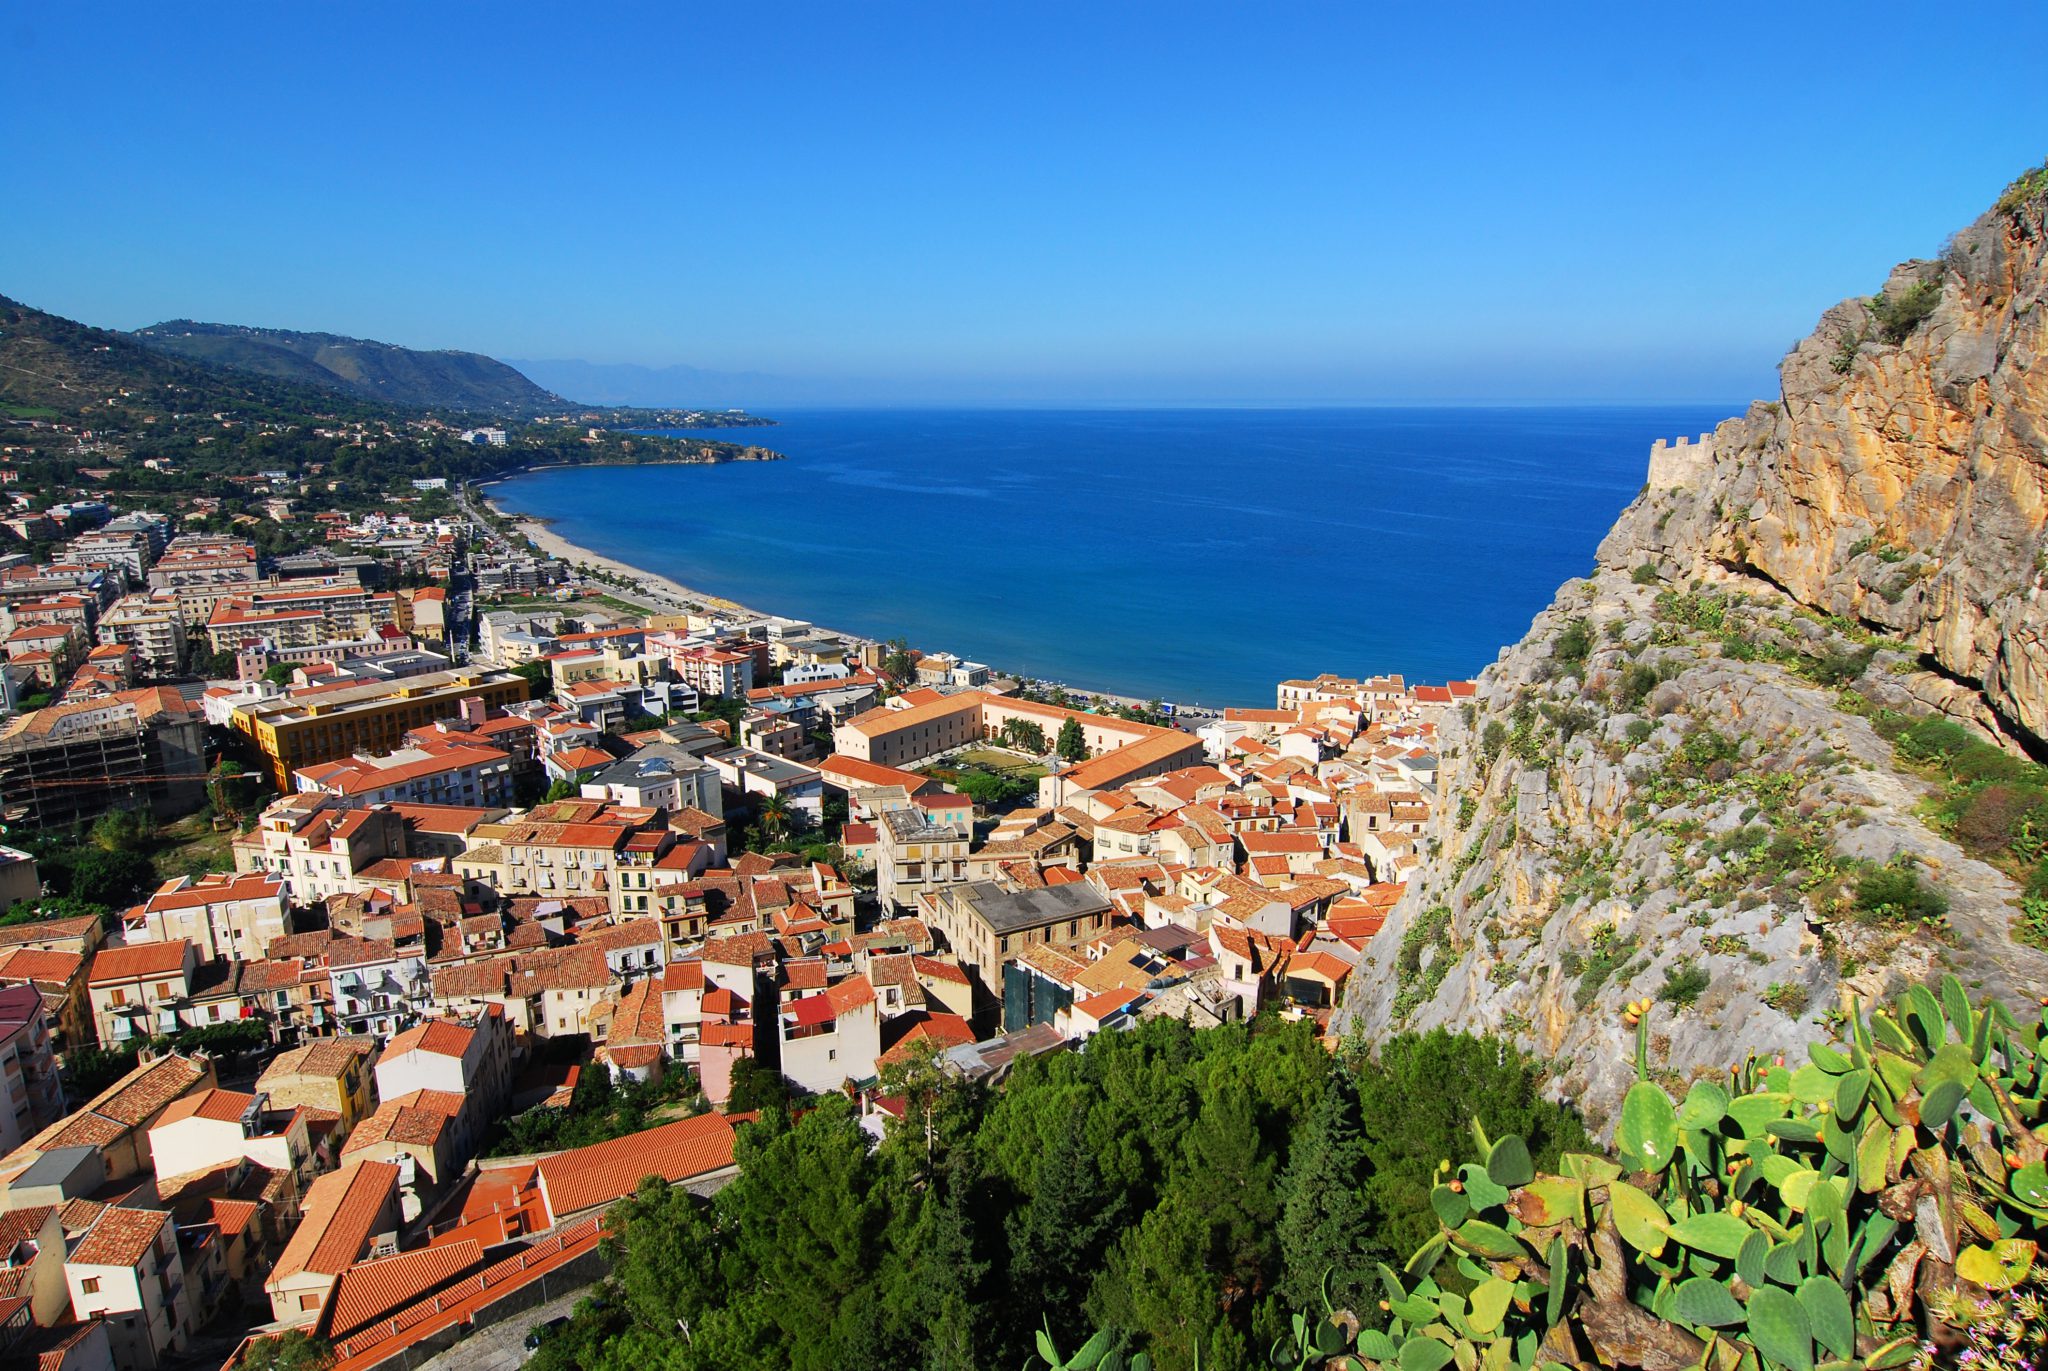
[4, 3, 2044, 405]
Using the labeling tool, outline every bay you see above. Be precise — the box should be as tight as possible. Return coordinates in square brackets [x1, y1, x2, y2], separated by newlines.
[487, 406, 1734, 706]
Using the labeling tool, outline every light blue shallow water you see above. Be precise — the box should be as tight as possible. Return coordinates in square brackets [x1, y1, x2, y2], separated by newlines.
[487, 406, 1732, 706]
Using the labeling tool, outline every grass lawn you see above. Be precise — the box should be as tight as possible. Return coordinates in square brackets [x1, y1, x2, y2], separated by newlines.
[947, 748, 1049, 781]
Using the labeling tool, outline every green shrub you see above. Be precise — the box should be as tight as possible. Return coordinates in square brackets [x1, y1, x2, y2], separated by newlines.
[1615, 662, 1661, 711]
[1996, 159, 2048, 214]
[1552, 618, 1593, 670]
[1656, 957, 1710, 1009]
[1852, 858, 1948, 926]
[1868, 277, 1943, 344]
[1630, 563, 1659, 586]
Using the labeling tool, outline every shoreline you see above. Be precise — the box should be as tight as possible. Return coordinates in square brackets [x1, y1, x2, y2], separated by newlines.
[475, 476, 1220, 715]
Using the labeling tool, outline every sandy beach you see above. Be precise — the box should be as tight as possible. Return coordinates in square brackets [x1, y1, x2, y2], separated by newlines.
[478, 482, 885, 655]
[473, 480, 1200, 714]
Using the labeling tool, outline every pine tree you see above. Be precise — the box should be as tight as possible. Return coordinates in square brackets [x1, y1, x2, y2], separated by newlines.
[1275, 1073, 1383, 1313]
[1007, 1111, 1121, 1350]
[1056, 716, 1087, 762]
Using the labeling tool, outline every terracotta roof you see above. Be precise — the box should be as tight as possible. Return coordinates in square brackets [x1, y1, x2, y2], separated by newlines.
[259, 1038, 372, 1084]
[87, 939, 191, 984]
[30, 1053, 209, 1150]
[382, 1019, 473, 1060]
[535, 1113, 737, 1223]
[70, 1204, 169, 1267]
[272, 1159, 401, 1280]
[154, 1088, 257, 1126]
[0, 946, 82, 985]
[326, 1239, 485, 1340]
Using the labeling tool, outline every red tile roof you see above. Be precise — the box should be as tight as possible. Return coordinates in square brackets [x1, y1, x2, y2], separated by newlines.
[70, 1204, 168, 1267]
[535, 1114, 737, 1224]
[154, 1088, 257, 1126]
[382, 1019, 473, 1060]
[273, 1160, 400, 1280]
[87, 939, 191, 984]
[325, 1240, 485, 1340]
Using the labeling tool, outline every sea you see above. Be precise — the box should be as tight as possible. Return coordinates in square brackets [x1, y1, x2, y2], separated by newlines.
[486, 406, 1733, 707]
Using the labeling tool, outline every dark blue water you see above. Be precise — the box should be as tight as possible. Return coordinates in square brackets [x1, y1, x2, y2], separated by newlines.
[488, 407, 1732, 706]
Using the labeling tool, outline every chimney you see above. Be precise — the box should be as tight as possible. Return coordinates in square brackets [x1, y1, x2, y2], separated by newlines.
[460, 695, 487, 726]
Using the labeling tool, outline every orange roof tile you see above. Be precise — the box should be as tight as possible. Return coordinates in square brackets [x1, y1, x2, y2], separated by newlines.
[535, 1114, 737, 1223]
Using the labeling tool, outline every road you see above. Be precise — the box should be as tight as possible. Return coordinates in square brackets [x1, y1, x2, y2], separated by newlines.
[412, 1283, 595, 1371]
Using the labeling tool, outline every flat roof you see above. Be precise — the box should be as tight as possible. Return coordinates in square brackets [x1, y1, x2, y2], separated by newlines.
[955, 880, 1112, 935]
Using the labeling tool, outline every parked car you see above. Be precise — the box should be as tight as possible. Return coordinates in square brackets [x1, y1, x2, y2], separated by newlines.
[524, 1315, 570, 1354]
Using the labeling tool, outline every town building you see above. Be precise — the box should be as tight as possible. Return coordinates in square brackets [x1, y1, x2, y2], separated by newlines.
[120, 873, 290, 964]
[0, 688, 207, 830]
[227, 667, 530, 791]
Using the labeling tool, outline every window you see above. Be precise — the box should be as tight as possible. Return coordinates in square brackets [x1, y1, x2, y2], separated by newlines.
[157, 982, 175, 998]
[300, 1294, 321, 1311]
[80, 1277, 99, 1294]
[108, 988, 126, 1006]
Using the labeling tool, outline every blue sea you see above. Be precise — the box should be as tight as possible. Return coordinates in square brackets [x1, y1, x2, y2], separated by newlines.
[487, 407, 1733, 706]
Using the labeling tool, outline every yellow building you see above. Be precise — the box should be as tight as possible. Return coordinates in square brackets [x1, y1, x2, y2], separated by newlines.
[256, 1038, 379, 1146]
[230, 668, 531, 791]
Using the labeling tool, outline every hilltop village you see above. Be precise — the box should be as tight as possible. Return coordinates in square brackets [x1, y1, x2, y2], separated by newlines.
[0, 472, 1471, 1369]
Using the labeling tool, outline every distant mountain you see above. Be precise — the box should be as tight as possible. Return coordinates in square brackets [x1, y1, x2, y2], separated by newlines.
[134, 320, 567, 415]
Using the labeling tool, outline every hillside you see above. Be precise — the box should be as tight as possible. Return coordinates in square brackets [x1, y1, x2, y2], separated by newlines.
[0, 293, 371, 422]
[0, 293, 780, 515]
[1339, 166, 2048, 1128]
[133, 319, 566, 415]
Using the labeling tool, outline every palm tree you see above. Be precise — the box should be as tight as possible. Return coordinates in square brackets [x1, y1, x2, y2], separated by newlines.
[758, 793, 791, 844]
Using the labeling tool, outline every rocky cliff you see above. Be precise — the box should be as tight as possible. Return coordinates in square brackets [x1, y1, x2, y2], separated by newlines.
[1339, 168, 2048, 1129]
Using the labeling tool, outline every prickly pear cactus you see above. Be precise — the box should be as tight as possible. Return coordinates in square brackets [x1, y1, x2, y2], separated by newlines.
[1366, 976, 2044, 1371]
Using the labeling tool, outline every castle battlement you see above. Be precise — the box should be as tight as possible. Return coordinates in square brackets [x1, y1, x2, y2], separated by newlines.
[1648, 431, 1715, 491]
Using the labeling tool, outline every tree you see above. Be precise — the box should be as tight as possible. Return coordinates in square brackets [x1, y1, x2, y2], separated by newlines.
[237, 1330, 335, 1371]
[542, 778, 578, 803]
[758, 793, 791, 843]
[724, 1056, 790, 1115]
[1350, 1029, 1588, 1259]
[881, 636, 916, 686]
[1002, 718, 1048, 753]
[1005, 1109, 1121, 1353]
[512, 658, 552, 696]
[1092, 1081, 1277, 1370]
[65, 844, 153, 907]
[1056, 716, 1087, 762]
[1274, 1072, 1383, 1313]
[262, 661, 297, 686]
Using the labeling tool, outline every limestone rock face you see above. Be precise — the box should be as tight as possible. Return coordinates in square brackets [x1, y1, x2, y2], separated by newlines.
[1605, 193, 2048, 743]
[1337, 177, 2048, 1131]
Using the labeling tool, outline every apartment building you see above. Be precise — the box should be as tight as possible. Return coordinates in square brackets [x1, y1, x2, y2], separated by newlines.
[920, 881, 1114, 991]
[0, 688, 207, 830]
[453, 799, 672, 910]
[86, 941, 201, 1046]
[0, 984, 64, 1154]
[874, 807, 971, 913]
[228, 667, 530, 791]
[294, 738, 516, 809]
[120, 873, 290, 964]
[204, 582, 401, 653]
[265, 1159, 402, 1326]
[95, 593, 188, 673]
[372, 1014, 513, 1160]
[65, 1205, 198, 1368]
[232, 793, 504, 903]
